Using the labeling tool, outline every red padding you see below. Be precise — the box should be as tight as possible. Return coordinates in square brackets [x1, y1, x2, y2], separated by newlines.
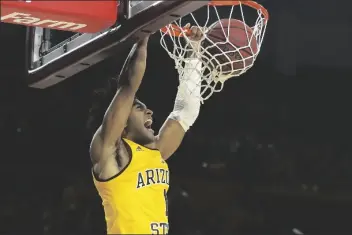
[0, 1, 118, 33]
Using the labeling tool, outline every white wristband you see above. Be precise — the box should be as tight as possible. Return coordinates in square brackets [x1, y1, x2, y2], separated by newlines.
[168, 58, 202, 132]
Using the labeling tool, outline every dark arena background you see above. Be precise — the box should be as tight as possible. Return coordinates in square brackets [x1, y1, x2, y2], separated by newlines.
[1, 0, 352, 235]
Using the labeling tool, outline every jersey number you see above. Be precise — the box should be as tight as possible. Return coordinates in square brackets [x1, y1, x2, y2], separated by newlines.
[164, 189, 168, 217]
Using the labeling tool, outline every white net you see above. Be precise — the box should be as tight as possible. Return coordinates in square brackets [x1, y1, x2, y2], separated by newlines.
[160, 1, 268, 102]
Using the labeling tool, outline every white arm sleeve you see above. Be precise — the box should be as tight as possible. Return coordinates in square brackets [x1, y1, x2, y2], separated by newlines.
[168, 58, 202, 131]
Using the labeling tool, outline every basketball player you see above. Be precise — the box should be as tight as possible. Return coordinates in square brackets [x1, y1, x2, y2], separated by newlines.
[90, 26, 203, 235]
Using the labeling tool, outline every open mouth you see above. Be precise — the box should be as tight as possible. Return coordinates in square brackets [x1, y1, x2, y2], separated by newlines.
[144, 119, 153, 130]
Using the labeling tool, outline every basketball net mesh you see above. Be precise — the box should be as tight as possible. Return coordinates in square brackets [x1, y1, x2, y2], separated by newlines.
[160, 2, 268, 102]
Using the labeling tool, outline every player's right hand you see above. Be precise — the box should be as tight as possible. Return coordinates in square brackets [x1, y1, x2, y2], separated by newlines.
[137, 35, 150, 47]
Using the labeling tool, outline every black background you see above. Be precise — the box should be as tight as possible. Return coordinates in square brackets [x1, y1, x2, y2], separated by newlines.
[0, 0, 352, 234]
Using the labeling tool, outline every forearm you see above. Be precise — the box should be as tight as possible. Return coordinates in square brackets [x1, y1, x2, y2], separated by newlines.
[155, 27, 203, 159]
[105, 37, 149, 120]
[168, 58, 202, 131]
[100, 37, 149, 145]
[118, 37, 148, 90]
[156, 58, 202, 159]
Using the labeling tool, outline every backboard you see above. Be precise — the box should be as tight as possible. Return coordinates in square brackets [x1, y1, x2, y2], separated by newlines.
[1, 0, 208, 88]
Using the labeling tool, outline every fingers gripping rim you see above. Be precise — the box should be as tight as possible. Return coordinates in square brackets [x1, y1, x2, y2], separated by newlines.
[160, 0, 269, 37]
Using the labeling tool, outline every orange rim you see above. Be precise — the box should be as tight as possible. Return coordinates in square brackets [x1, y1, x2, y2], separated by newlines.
[160, 0, 269, 37]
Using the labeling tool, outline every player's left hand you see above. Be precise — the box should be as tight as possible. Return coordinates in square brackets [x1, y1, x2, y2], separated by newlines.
[184, 23, 205, 54]
[184, 23, 205, 41]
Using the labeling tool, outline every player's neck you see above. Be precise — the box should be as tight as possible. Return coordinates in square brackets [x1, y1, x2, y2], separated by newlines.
[143, 141, 157, 150]
[125, 135, 157, 150]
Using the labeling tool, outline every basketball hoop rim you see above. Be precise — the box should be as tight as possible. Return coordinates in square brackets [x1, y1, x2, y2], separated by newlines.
[160, 0, 269, 37]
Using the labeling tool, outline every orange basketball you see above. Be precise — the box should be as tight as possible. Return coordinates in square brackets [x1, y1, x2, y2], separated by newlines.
[203, 19, 258, 75]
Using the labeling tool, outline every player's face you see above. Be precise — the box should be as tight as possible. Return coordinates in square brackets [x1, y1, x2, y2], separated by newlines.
[125, 99, 155, 145]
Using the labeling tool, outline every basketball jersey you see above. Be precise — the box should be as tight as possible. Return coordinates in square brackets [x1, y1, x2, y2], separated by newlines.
[93, 138, 170, 235]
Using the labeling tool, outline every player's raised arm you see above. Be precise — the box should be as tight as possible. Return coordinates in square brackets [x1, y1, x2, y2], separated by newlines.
[156, 26, 203, 160]
[90, 36, 149, 162]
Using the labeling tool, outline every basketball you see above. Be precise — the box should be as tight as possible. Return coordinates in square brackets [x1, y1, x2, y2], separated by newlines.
[203, 19, 258, 75]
